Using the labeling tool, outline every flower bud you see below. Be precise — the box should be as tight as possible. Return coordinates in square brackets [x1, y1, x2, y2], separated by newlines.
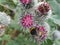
[20, 0, 31, 5]
[0, 12, 11, 26]
[53, 30, 60, 40]
[34, 2, 51, 15]
[21, 13, 34, 28]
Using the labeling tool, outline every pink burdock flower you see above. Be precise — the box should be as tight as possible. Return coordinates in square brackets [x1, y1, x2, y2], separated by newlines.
[20, 0, 31, 5]
[37, 2, 51, 15]
[30, 23, 50, 44]
[21, 14, 34, 28]
[30, 25, 47, 44]
[35, 25, 47, 42]
[35, 2, 51, 15]
[38, 26, 45, 31]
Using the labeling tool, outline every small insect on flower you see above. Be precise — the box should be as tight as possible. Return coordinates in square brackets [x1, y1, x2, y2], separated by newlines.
[30, 25, 47, 42]
[35, 2, 51, 15]
[21, 14, 34, 28]
[30, 27, 37, 35]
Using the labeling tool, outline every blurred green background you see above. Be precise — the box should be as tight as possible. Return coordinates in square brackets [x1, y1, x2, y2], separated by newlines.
[0, 0, 60, 45]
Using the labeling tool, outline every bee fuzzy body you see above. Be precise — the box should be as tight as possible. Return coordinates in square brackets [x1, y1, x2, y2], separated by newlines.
[30, 27, 37, 35]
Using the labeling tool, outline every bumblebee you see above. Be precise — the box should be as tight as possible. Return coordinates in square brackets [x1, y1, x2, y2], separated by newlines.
[30, 27, 46, 37]
[30, 27, 37, 35]
[30, 26, 47, 43]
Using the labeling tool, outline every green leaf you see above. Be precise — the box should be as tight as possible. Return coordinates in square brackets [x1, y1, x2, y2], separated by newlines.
[55, 0, 60, 4]
[12, 0, 18, 4]
[49, 0, 60, 15]
[42, 39, 53, 45]
[53, 39, 60, 45]
[2, 35, 11, 41]
[50, 15, 60, 26]
[0, 0, 6, 4]
[7, 40, 20, 45]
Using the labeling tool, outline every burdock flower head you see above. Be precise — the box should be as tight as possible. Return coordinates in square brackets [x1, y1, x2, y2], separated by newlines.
[21, 13, 34, 28]
[0, 12, 11, 26]
[20, 0, 33, 9]
[20, 0, 31, 5]
[30, 25, 48, 43]
[0, 12, 11, 36]
[34, 2, 52, 16]
[37, 26, 47, 40]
